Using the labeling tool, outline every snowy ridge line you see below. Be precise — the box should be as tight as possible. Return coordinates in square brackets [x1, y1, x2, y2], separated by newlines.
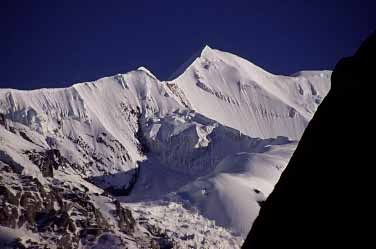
[0, 45, 331, 248]
[170, 46, 331, 139]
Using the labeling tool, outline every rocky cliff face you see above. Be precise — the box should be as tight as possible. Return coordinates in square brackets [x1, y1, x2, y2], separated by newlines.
[0, 127, 178, 249]
[242, 32, 375, 248]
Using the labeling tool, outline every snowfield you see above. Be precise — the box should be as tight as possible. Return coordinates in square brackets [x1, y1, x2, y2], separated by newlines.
[0, 46, 330, 248]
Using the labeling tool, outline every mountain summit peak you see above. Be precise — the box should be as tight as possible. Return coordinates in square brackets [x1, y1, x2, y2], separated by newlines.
[200, 44, 216, 57]
[168, 44, 215, 80]
[137, 66, 157, 79]
[201, 44, 213, 52]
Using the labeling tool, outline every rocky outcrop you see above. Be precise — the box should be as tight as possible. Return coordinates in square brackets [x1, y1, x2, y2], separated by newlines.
[0, 113, 7, 128]
[0, 164, 105, 248]
[0, 146, 178, 248]
[0, 186, 19, 228]
[114, 200, 136, 234]
[166, 83, 192, 109]
[0, 151, 24, 174]
[242, 32, 375, 248]
[25, 149, 64, 177]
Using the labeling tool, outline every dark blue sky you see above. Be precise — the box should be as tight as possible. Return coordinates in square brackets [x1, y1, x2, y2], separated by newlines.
[1, 0, 375, 90]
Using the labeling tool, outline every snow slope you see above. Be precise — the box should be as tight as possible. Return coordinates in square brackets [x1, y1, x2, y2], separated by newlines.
[0, 68, 183, 178]
[174, 143, 296, 237]
[0, 46, 331, 248]
[170, 46, 331, 139]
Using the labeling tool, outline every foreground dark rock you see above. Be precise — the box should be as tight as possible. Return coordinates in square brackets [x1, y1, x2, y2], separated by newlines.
[242, 32, 375, 248]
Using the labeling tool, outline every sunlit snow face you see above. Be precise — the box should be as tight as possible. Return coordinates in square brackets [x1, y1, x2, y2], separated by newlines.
[0, 45, 330, 248]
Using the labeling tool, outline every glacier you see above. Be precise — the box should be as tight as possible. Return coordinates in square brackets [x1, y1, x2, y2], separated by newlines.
[0, 46, 331, 248]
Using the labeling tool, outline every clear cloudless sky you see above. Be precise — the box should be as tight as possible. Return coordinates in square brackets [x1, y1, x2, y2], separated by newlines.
[1, 0, 375, 89]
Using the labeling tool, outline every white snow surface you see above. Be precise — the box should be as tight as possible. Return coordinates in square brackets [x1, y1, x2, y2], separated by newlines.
[0, 46, 331, 247]
[171, 45, 331, 139]
[174, 143, 296, 236]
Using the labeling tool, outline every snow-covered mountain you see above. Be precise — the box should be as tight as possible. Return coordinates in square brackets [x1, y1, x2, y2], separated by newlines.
[170, 46, 330, 139]
[0, 46, 331, 248]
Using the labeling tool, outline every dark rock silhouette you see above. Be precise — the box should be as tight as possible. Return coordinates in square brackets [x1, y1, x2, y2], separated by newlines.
[242, 31, 375, 248]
